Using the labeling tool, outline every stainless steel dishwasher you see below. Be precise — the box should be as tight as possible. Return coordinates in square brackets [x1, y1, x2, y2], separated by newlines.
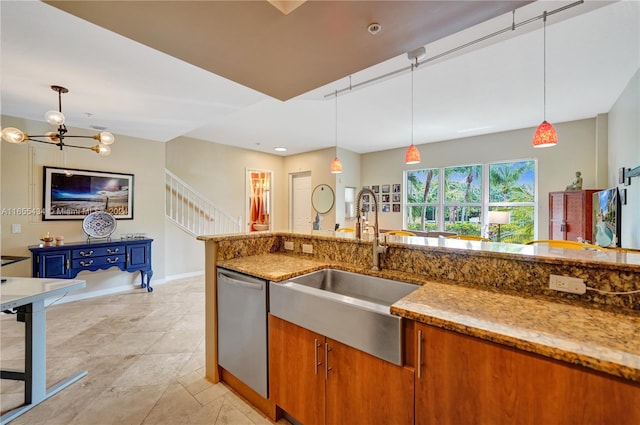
[216, 268, 268, 398]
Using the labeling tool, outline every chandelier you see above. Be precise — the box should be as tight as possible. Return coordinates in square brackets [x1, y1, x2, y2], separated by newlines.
[1, 85, 115, 155]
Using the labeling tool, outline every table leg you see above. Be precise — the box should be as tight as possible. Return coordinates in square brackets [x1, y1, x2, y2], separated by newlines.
[0, 300, 87, 425]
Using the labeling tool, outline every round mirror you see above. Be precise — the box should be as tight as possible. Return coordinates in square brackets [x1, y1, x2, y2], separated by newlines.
[311, 184, 335, 214]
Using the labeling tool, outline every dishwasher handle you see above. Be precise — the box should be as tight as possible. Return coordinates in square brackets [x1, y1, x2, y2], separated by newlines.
[218, 271, 264, 291]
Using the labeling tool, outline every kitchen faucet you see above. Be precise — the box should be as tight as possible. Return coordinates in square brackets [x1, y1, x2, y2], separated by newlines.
[355, 188, 387, 271]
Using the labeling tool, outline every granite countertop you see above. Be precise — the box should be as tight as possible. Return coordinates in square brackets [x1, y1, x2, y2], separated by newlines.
[216, 253, 640, 383]
[391, 282, 640, 383]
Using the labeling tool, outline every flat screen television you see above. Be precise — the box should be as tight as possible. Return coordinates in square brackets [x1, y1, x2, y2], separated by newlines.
[592, 188, 621, 247]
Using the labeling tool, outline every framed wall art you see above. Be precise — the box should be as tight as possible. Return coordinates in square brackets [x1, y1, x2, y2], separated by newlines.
[43, 166, 134, 220]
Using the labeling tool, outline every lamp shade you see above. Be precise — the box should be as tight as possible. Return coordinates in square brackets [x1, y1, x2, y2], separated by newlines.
[45, 110, 65, 126]
[330, 156, 343, 174]
[1, 127, 27, 144]
[405, 144, 421, 164]
[488, 210, 511, 225]
[532, 120, 558, 148]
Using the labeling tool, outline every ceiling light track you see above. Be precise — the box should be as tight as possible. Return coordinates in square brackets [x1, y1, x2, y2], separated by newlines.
[323, 0, 584, 99]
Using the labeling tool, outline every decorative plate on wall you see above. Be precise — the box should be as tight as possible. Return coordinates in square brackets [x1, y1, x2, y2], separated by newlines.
[82, 211, 117, 238]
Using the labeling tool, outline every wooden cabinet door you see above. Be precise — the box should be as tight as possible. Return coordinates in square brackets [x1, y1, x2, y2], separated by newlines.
[37, 251, 70, 278]
[548, 191, 567, 240]
[325, 337, 414, 425]
[268, 315, 324, 425]
[564, 190, 587, 241]
[415, 323, 640, 425]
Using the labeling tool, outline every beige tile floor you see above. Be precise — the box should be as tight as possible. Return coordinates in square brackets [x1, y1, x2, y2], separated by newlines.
[1, 276, 286, 425]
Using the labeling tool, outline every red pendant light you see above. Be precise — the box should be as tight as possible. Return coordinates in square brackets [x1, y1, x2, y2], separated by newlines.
[533, 11, 557, 148]
[330, 156, 343, 173]
[532, 120, 558, 147]
[405, 144, 421, 164]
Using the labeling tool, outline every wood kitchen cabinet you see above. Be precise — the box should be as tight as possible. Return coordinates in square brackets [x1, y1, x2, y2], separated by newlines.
[549, 190, 600, 242]
[269, 314, 414, 425]
[414, 322, 640, 425]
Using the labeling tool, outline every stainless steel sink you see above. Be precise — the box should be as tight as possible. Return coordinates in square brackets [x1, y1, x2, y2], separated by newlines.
[269, 269, 417, 365]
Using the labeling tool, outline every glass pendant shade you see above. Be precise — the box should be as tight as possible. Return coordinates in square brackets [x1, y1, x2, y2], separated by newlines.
[92, 144, 111, 156]
[45, 110, 65, 126]
[1, 127, 27, 144]
[532, 120, 558, 148]
[330, 156, 343, 174]
[97, 131, 115, 145]
[405, 144, 421, 164]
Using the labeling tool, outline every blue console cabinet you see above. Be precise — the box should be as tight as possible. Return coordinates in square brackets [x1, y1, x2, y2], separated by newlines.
[29, 238, 154, 292]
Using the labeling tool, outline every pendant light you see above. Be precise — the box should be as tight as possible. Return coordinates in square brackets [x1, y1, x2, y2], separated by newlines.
[405, 61, 421, 164]
[330, 90, 343, 174]
[532, 11, 558, 148]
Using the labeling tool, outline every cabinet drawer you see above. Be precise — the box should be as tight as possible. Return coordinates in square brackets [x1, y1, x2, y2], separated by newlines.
[72, 255, 124, 269]
[72, 246, 123, 258]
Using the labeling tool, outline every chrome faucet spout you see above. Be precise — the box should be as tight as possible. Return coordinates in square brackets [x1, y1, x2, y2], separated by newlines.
[356, 188, 386, 270]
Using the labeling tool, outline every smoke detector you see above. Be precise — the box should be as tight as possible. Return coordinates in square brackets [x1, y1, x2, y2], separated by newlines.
[367, 23, 382, 35]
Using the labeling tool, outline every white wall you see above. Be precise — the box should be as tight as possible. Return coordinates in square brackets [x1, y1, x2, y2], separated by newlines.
[1, 115, 167, 295]
[608, 69, 640, 248]
[362, 118, 604, 238]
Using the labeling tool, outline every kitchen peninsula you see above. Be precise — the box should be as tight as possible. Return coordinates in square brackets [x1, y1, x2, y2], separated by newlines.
[199, 232, 640, 424]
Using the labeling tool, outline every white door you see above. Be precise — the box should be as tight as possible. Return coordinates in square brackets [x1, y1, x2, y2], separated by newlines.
[291, 172, 312, 233]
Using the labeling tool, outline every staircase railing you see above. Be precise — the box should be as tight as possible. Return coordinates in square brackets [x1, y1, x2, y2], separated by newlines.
[165, 169, 242, 236]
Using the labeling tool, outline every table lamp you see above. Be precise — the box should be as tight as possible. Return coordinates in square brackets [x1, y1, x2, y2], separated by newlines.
[488, 211, 511, 241]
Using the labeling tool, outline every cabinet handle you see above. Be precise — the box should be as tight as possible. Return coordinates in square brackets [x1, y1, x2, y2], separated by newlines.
[324, 342, 332, 380]
[80, 259, 94, 267]
[79, 250, 94, 257]
[417, 329, 423, 379]
[107, 248, 120, 254]
[314, 338, 321, 375]
[66, 259, 70, 270]
[106, 257, 119, 264]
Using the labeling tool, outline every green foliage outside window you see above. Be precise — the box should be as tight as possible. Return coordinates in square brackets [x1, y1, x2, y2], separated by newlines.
[405, 160, 536, 243]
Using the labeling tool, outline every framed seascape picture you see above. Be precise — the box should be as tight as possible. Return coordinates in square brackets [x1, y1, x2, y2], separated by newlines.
[592, 188, 620, 247]
[43, 166, 134, 220]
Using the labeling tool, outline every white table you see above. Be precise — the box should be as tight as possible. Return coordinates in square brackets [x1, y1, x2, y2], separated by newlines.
[1, 277, 87, 425]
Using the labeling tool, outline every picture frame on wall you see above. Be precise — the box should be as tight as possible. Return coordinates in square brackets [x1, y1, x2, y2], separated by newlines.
[393, 184, 401, 193]
[43, 166, 134, 220]
[382, 184, 390, 193]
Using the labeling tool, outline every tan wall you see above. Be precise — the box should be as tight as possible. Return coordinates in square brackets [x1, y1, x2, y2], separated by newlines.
[0, 115, 166, 295]
[362, 118, 603, 239]
[165, 136, 286, 230]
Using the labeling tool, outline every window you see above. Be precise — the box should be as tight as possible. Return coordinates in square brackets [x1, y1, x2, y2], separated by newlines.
[487, 160, 535, 243]
[405, 159, 536, 243]
[406, 168, 439, 231]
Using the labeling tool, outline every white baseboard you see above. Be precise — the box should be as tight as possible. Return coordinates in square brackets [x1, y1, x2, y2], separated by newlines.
[165, 270, 204, 281]
[44, 270, 204, 306]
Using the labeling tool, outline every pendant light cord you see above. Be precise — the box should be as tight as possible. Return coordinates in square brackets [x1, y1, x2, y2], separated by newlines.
[411, 62, 414, 145]
[543, 11, 547, 121]
[334, 89, 338, 153]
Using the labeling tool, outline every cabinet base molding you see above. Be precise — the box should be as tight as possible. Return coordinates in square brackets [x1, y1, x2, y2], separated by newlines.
[220, 368, 277, 421]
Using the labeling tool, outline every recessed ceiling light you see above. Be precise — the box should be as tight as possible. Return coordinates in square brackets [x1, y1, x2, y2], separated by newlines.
[274, 147, 287, 152]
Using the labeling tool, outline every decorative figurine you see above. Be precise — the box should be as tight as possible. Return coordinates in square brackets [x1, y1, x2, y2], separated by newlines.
[566, 171, 583, 190]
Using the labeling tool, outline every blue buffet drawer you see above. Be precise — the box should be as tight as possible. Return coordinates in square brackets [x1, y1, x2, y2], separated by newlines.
[72, 246, 124, 259]
[72, 255, 125, 269]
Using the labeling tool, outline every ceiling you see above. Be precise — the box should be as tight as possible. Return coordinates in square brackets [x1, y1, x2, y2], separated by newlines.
[1, 1, 638, 157]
